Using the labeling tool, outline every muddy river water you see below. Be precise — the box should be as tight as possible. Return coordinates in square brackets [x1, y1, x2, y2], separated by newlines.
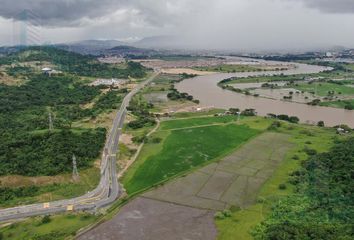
[176, 62, 354, 127]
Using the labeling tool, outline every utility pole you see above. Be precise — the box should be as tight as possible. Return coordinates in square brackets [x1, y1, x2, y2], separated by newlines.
[48, 112, 54, 131]
[72, 154, 79, 181]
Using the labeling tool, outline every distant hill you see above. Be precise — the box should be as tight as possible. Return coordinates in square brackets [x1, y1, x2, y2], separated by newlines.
[105, 45, 158, 58]
[55, 39, 127, 55]
[54, 39, 161, 57]
[132, 35, 184, 49]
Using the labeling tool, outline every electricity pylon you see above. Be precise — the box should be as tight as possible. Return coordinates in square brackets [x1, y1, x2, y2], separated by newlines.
[48, 112, 54, 131]
[72, 154, 79, 181]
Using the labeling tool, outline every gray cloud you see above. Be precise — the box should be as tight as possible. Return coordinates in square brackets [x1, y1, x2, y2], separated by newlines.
[0, 0, 203, 27]
[1, 0, 354, 50]
[0, 0, 124, 26]
[295, 0, 354, 13]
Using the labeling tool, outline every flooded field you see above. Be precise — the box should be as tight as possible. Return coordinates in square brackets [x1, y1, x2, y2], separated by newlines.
[78, 197, 216, 240]
[230, 81, 289, 89]
[251, 88, 315, 103]
[176, 62, 354, 127]
[143, 132, 293, 209]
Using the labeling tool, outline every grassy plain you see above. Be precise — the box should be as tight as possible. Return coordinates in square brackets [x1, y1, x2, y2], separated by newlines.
[194, 64, 264, 73]
[0, 167, 100, 208]
[320, 99, 354, 109]
[294, 82, 354, 96]
[159, 115, 238, 130]
[0, 213, 98, 240]
[122, 116, 260, 194]
[215, 122, 340, 240]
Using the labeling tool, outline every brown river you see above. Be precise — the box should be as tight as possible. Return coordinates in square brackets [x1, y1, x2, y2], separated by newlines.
[176, 62, 354, 127]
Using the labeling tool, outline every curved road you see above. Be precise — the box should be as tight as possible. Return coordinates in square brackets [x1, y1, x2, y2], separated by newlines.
[0, 72, 159, 222]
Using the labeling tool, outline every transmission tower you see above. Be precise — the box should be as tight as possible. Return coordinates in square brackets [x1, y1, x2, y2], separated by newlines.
[72, 154, 79, 181]
[48, 112, 54, 131]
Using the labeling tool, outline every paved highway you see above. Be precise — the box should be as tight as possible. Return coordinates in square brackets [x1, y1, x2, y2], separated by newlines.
[0, 72, 159, 222]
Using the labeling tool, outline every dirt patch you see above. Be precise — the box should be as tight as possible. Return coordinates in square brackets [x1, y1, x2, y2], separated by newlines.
[77, 197, 217, 240]
[143, 132, 293, 210]
[155, 100, 197, 114]
[0, 174, 69, 188]
[0, 72, 25, 86]
[120, 133, 134, 146]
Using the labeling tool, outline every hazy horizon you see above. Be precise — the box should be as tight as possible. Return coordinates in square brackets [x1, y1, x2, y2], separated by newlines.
[1, 0, 354, 51]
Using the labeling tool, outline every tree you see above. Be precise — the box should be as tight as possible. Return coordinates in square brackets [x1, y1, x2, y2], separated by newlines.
[41, 215, 51, 224]
[317, 121, 325, 127]
[229, 108, 240, 115]
[289, 116, 300, 124]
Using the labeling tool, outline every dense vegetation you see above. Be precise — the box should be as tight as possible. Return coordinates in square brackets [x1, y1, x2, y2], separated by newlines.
[1, 46, 147, 78]
[0, 128, 106, 176]
[127, 95, 156, 129]
[253, 137, 354, 240]
[0, 48, 137, 176]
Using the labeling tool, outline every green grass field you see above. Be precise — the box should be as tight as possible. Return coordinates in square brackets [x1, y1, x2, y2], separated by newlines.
[160, 115, 238, 130]
[122, 117, 260, 194]
[294, 82, 354, 96]
[215, 122, 341, 240]
[225, 74, 306, 84]
[194, 64, 263, 73]
[320, 98, 354, 109]
[0, 213, 98, 240]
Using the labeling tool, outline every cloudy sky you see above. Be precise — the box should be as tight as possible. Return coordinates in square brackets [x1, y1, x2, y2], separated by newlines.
[0, 0, 354, 51]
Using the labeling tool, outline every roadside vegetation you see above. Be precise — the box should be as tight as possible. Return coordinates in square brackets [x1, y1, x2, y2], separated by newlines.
[0, 213, 98, 240]
[0, 168, 100, 207]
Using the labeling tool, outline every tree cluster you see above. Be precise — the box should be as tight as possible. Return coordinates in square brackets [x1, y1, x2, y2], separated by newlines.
[253, 138, 354, 240]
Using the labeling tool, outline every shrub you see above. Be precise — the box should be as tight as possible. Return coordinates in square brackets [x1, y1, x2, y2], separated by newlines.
[278, 184, 287, 190]
[151, 137, 162, 144]
[317, 121, 325, 127]
[268, 121, 281, 130]
[214, 212, 225, 220]
[303, 147, 317, 156]
[222, 210, 232, 217]
[41, 215, 51, 224]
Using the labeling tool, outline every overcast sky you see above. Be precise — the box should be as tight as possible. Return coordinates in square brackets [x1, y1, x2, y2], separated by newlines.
[0, 0, 354, 51]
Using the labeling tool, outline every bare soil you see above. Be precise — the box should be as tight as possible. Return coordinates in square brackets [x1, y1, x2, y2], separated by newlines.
[77, 197, 217, 240]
